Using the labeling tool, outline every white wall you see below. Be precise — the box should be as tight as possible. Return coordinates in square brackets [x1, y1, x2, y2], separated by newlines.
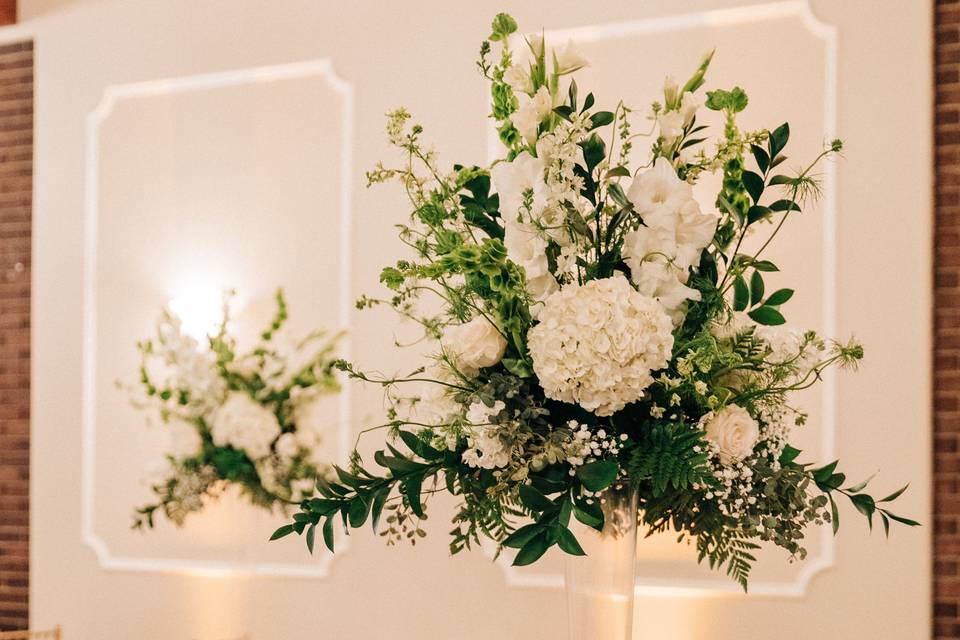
[19, 1, 931, 638]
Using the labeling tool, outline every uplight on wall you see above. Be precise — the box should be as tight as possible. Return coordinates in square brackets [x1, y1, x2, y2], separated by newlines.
[168, 283, 235, 341]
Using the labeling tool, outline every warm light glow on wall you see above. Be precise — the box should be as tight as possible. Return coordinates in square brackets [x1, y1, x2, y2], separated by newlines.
[168, 280, 239, 341]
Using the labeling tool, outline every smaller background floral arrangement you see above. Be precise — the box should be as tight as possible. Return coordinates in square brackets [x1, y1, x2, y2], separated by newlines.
[126, 290, 340, 529]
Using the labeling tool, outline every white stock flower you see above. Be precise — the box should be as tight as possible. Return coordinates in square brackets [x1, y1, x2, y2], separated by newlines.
[166, 418, 202, 459]
[701, 404, 760, 465]
[443, 316, 508, 375]
[554, 40, 589, 74]
[527, 275, 674, 416]
[210, 392, 281, 460]
[462, 400, 511, 469]
[658, 110, 685, 146]
[504, 64, 533, 95]
[511, 86, 554, 144]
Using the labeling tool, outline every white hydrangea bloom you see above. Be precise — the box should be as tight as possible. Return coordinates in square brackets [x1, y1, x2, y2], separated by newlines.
[527, 276, 674, 416]
[166, 417, 202, 459]
[462, 400, 511, 469]
[210, 391, 281, 460]
[275, 432, 300, 460]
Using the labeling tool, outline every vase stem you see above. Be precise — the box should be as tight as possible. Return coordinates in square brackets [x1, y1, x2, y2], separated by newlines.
[564, 483, 639, 640]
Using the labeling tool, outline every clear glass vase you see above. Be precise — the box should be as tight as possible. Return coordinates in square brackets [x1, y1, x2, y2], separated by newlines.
[564, 483, 639, 640]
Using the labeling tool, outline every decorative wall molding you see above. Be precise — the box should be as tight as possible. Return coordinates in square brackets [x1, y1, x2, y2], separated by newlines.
[81, 59, 354, 578]
[485, 0, 837, 598]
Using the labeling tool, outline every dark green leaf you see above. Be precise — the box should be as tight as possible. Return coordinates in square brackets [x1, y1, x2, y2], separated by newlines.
[747, 205, 771, 224]
[270, 524, 295, 541]
[752, 260, 780, 272]
[750, 271, 765, 307]
[512, 532, 551, 566]
[733, 276, 749, 312]
[879, 484, 910, 503]
[768, 174, 793, 186]
[764, 288, 794, 306]
[588, 111, 615, 129]
[576, 460, 619, 492]
[751, 144, 769, 174]
[519, 484, 554, 512]
[769, 199, 801, 212]
[742, 171, 764, 203]
[556, 527, 586, 556]
[306, 523, 317, 554]
[769, 123, 790, 158]
[502, 523, 541, 549]
[403, 475, 425, 518]
[748, 306, 785, 325]
[322, 516, 335, 552]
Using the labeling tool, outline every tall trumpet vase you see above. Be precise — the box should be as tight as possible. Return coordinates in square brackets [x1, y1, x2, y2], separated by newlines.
[564, 484, 640, 640]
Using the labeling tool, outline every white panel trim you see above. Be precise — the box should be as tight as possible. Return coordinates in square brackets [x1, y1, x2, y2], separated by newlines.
[485, 0, 838, 598]
[82, 59, 354, 578]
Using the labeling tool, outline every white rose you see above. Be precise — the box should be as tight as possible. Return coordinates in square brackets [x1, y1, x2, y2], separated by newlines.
[444, 317, 508, 375]
[702, 404, 760, 465]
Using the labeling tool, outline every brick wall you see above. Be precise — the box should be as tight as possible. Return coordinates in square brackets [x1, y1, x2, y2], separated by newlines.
[0, 40, 31, 631]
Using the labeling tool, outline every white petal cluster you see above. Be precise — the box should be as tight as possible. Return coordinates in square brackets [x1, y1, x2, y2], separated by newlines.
[210, 391, 281, 460]
[462, 400, 511, 469]
[623, 158, 717, 320]
[527, 276, 674, 416]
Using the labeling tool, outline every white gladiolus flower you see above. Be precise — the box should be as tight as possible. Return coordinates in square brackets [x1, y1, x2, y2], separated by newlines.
[701, 404, 760, 465]
[624, 159, 716, 320]
[504, 64, 533, 95]
[627, 157, 693, 215]
[554, 40, 589, 74]
[490, 151, 547, 217]
[444, 316, 508, 375]
[166, 418, 202, 459]
[527, 275, 674, 416]
[658, 110, 685, 146]
[510, 86, 554, 144]
[210, 391, 281, 460]
[678, 91, 701, 126]
[526, 33, 545, 57]
[663, 75, 679, 107]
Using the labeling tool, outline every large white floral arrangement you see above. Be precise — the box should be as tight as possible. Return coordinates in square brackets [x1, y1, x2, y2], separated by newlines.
[129, 290, 339, 528]
[272, 14, 916, 587]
